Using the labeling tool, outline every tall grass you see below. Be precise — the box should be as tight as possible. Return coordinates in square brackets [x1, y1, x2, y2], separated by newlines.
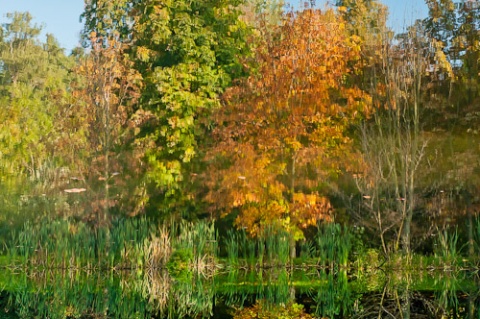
[224, 226, 292, 268]
[225, 229, 239, 267]
[314, 223, 353, 268]
[311, 270, 352, 318]
[168, 220, 217, 274]
[434, 228, 459, 268]
[9, 218, 358, 270]
[299, 240, 317, 264]
[222, 223, 354, 269]
[7, 217, 217, 272]
[474, 216, 480, 264]
[144, 225, 171, 269]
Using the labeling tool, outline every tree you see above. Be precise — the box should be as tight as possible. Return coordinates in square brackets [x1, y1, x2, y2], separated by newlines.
[0, 12, 73, 179]
[79, 0, 152, 222]
[334, 0, 390, 93]
[335, 0, 388, 38]
[0, 12, 67, 175]
[353, 22, 431, 256]
[0, 12, 75, 232]
[61, 32, 141, 224]
[128, 0, 251, 217]
[424, 0, 480, 117]
[81, 0, 133, 45]
[421, 0, 480, 255]
[80, 0, 251, 219]
[205, 8, 371, 253]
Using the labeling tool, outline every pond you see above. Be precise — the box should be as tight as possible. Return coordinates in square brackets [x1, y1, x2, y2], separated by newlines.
[0, 268, 477, 318]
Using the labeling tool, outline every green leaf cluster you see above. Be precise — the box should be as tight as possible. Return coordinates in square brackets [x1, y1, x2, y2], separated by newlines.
[130, 0, 250, 209]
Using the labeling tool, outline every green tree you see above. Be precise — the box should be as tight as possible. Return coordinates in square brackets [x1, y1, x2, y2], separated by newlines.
[81, 0, 133, 44]
[130, 0, 250, 217]
[80, 0, 250, 219]
[0, 12, 74, 233]
[0, 12, 73, 181]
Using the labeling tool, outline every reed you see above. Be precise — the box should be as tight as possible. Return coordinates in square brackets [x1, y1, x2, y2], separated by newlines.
[168, 220, 217, 274]
[314, 223, 353, 268]
[434, 228, 460, 269]
[7, 217, 219, 273]
[3, 268, 215, 319]
[9, 217, 359, 272]
[434, 272, 460, 315]
[144, 225, 171, 269]
[299, 240, 317, 266]
[474, 216, 480, 262]
[8, 217, 151, 269]
[139, 269, 171, 313]
[220, 268, 294, 309]
[223, 226, 293, 268]
[246, 235, 257, 267]
[277, 231, 291, 266]
[225, 229, 239, 267]
[238, 229, 249, 264]
[310, 269, 353, 318]
[224, 228, 255, 268]
[257, 232, 265, 267]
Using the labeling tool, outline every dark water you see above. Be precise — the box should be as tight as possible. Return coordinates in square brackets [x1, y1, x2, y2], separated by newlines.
[0, 268, 478, 318]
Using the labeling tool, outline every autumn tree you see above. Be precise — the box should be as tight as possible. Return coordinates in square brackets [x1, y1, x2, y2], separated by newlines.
[205, 8, 371, 255]
[335, 0, 388, 40]
[335, 0, 390, 94]
[51, 0, 145, 223]
[61, 33, 141, 224]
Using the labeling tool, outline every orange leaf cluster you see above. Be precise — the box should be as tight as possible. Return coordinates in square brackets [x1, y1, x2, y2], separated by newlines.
[205, 9, 371, 237]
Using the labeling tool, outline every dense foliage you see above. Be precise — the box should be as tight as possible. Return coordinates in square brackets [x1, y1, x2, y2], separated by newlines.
[1, 0, 480, 259]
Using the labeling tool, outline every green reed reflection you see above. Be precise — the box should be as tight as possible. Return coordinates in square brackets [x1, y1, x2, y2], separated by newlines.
[0, 268, 479, 318]
[0, 268, 216, 319]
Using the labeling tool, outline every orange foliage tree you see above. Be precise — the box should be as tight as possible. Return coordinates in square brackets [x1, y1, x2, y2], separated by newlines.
[204, 8, 371, 242]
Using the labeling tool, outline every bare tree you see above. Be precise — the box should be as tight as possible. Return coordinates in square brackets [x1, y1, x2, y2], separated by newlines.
[354, 22, 430, 256]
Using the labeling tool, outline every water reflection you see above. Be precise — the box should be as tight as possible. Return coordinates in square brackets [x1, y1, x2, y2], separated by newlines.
[0, 268, 478, 318]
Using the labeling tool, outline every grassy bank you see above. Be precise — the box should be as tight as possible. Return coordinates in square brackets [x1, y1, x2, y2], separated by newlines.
[3, 218, 480, 273]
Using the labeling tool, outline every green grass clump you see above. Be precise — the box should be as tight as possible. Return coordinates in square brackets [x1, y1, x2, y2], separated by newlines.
[6, 218, 217, 272]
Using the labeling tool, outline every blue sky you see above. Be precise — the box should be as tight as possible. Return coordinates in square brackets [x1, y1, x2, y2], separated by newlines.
[0, 0, 84, 52]
[0, 0, 429, 53]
